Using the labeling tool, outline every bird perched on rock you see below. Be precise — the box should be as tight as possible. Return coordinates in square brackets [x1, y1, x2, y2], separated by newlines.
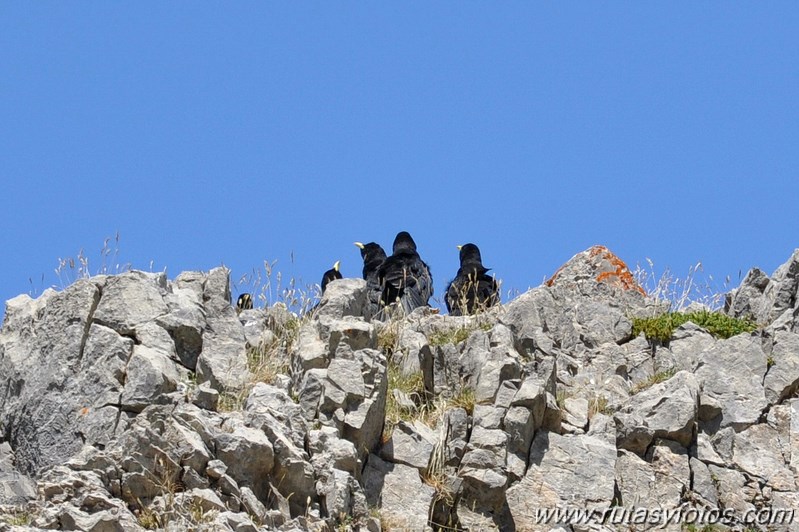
[320, 261, 343, 294]
[355, 241, 387, 319]
[377, 231, 433, 316]
[445, 243, 499, 316]
[236, 293, 253, 312]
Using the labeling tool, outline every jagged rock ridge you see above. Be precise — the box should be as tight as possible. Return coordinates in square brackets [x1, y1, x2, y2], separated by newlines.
[0, 246, 797, 531]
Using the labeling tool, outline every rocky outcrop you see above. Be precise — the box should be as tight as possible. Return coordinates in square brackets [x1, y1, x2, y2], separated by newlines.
[1, 247, 799, 531]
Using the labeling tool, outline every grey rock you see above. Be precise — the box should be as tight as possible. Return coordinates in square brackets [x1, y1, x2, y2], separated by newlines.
[494, 379, 520, 409]
[195, 323, 249, 393]
[308, 427, 360, 478]
[244, 383, 307, 449]
[215, 424, 274, 501]
[695, 334, 768, 429]
[336, 349, 388, 462]
[764, 331, 799, 403]
[689, 457, 718, 507]
[573, 299, 633, 348]
[206, 459, 227, 480]
[295, 323, 329, 372]
[707, 465, 756, 515]
[379, 420, 436, 471]
[0, 442, 37, 505]
[93, 271, 169, 335]
[511, 377, 548, 431]
[266, 444, 315, 517]
[770, 492, 799, 532]
[459, 426, 508, 503]
[618, 337, 655, 386]
[507, 430, 616, 529]
[212, 511, 260, 532]
[709, 426, 736, 462]
[0, 279, 116, 475]
[646, 440, 690, 506]
[313, 278, 368, 321]
[195, 269, 250, 392]
[616, 450, 660, 509]
[362, 454, 434, 531]
[326, 357, 366, 401]
[615, 370, 698, 454]
[342, 394, 386, 462]
[36, 465, 142, 531]
[503, 405, 536, 480]
[325, 317, 377, 353]
[586, 412, 616, 446]
[562, 397, 588, 431]
[732, 423, 796, 491]
[155, 304, 205, 370]
[500, 286, 555, 357]
[472, 404, 505, 430]
[668, 321, 716, 372]
[192, 381, 219, 411]
[217, 473, 240, 497]
[726, 249, 799, 326]
[695, 432, 725, 466]
[181, 466, 209, 490]
[316, 468, 358, 523]
[793, 399, 799, 472]
[474, 348, 521, 403]
[396, 328, 428, 374]
[120, 345, 180, 412]
[239, 486, 268, 523]
[726, 267, 772, 322]
[440, 407, 469, 467]
[296, 368, 326, 421]
[541, 391, 563, 433]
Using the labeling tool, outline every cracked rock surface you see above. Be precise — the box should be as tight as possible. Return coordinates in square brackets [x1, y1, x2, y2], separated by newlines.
[1, 248, 799, 531]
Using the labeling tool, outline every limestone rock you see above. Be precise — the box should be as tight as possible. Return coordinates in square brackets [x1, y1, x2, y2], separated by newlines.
[726, 248, 799, 326]
[313, 278, 368, 321]
[379, 420, 436, 471]
[695, 334, 768, 429]
[732, 423, 796, 491]
[615, 370, 699, 454]
[764, 330, 799, 403]
[362, 454, 434, 531]
[507, 430, 616, 530]
[0, 442, 36, 505]
[668, 322, 716, 372]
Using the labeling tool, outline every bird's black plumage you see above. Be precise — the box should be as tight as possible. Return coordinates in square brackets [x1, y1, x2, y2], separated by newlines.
[236, 293, 253, 312]
[355, 242, 387, 319]
[321, 261, 343, 294]
[445, 243, 499, 316]
[377, 231, 433, 316]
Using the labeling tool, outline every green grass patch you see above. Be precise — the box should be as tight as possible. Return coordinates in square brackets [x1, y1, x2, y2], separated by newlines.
[632, 310, 757, 343]
[630, 369, 677, 395]
[447, 386, 475, 416]
[428, 326, 474, 346]
[383, 362, 426, 441]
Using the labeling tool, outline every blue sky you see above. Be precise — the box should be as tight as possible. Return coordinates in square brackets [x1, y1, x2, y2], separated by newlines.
[2, 4, 798, 317]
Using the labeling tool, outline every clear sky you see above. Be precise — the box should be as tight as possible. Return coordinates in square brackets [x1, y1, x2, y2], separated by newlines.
[2, 4, 798, 317]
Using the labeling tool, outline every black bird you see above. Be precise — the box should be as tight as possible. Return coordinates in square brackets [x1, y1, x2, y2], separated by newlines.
[355, 241, 387, 319]
[236, 293, 253, 312]
[445, 243, 500, 316]
[377, 231, 433, 316]
[321, 261, 343, 294]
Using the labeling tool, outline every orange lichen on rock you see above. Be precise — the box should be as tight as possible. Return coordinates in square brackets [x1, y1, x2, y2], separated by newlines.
[546, 245, 646, 296]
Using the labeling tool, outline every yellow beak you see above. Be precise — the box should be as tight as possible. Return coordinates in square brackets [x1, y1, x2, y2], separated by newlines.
[333, 260, 340, 271]
[353, 242, 365, 249]
[456, 245, 463, 250]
